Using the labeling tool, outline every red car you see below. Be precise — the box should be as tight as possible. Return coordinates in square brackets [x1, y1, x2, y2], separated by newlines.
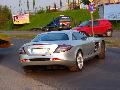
[73, 19, 112, 37]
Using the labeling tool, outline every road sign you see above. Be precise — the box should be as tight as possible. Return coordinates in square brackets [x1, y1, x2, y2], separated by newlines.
[89, 0, 93, 3]
[87, 3, 96, 13]
[87, 3, 96, 37]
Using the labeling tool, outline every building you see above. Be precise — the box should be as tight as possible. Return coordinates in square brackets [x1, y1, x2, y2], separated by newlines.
[66, 0, 120, 10]
[94, 0, 120, 4]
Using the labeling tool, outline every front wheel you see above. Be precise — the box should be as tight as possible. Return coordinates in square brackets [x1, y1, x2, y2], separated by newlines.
[69, 51, 84, 72]
[106, 30, 112, 37]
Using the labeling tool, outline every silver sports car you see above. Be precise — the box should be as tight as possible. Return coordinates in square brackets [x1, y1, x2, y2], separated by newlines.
[19, 30, 105, 72]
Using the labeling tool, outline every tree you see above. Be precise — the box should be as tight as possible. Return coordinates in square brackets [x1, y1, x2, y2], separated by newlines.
[33, 0, 35, 10]
[67, 0, 70, 5]
[81, 0, 90, 5]
[0, 5, 12, 30]
[27, 0, 29, 11]
[19, 0, 21, 7]
[54, 3, 57, 10]
[60, 0, 62, 8]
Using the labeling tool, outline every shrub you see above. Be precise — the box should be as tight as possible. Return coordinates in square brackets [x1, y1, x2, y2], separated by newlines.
[0, 5, 12, 30]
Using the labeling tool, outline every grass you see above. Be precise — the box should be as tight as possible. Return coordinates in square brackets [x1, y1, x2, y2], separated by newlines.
[0, 33, 35, 39]
[112, 22, 120, 30]
[0, 33, 9, 37]
[0, 33, 10, 41]
[18, 9, 99, 30]
[0, 9, 119, 31]
[105, 37, 120, 47]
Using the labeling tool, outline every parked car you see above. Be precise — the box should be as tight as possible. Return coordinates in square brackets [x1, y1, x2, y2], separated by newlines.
[42, 15, 71, 31]
[19, 30, 105, 72]
[73, 19, 112, 37]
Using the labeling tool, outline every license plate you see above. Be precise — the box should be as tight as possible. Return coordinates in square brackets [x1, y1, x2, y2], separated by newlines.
[32, 48, 47, 54]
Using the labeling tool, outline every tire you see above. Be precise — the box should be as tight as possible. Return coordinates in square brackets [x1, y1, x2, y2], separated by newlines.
[69, 51, 84, 72]
[98, 41, 105, 59]
[106, 30, 112, 37]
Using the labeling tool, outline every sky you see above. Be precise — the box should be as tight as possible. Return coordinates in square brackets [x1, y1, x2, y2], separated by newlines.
[0, 0, 67, 14]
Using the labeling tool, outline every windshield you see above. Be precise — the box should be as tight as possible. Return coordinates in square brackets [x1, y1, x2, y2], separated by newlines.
[79, 21, 90, 27]
[32, 33, 69, 42]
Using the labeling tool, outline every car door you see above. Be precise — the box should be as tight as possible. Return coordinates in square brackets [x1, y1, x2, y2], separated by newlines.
[47, 21, 57, 30]
[72, 32, 95, 58]
[87, 21, 100, 35]
[93, 21, 101, 34]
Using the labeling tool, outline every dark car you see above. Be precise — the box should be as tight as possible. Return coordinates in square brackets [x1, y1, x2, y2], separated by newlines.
[0, 35, 11, 48]
[73, 19, 112, 37]
[42, 15, 71, 31]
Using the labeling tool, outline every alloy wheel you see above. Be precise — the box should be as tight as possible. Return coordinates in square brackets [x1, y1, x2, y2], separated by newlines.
[76, 52, 83, 69]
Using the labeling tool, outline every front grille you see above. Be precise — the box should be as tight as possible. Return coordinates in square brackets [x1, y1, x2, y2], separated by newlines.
[30, 58, 50, 61]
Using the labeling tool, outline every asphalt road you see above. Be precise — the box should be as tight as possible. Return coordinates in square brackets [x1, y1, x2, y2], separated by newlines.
[0, 39, 120, 90]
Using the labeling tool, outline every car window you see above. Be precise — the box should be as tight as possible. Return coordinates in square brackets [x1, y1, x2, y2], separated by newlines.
[32, 33, 69, 42]
[87, 21, 99, 26]
[79, 21, 90, 27]
[55, 19, 59, 23]
[54, 19, 59, 26]
[72, 32, 86, 40]
[93, 21, 99, 26]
